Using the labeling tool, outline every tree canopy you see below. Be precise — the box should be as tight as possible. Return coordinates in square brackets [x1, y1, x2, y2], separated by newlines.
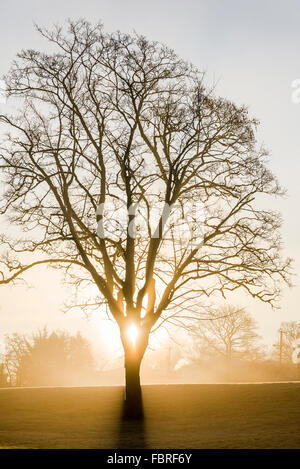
[189, 305, 264, 361]
[0, 19, 292, 340]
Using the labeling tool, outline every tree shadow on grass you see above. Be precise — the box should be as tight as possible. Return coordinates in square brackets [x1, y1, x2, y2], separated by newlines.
[116, 388, 147, 449]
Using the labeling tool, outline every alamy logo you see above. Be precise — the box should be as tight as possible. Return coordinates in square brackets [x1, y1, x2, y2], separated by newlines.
[0, 80, 7, 105]
[291, 79, 300, 104]
[96, 200, 205, 247]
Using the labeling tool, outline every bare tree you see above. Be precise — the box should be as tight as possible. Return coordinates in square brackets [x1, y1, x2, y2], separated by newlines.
[3, 333, 30, 386]
[189, 305, 264, 361]
[0, 20, 291, 416]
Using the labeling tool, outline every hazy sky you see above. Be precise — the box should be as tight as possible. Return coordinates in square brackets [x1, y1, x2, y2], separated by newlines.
[0, 0, 299, 353]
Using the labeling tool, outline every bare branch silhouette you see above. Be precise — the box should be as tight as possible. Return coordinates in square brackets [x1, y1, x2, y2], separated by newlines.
[0, 20, 292, 416]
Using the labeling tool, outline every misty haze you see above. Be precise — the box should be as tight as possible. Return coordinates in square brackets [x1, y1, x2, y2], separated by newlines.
[0, 0, 300, 452]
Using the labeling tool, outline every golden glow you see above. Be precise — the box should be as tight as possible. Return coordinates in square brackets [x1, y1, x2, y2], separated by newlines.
[127, 323, 139, 348]
[96, 319, 121, 347]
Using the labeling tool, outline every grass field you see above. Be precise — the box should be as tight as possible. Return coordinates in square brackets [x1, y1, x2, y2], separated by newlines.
[0, 383, 299, 449]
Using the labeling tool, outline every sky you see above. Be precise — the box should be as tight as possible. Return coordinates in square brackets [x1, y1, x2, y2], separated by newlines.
[0, 0, 299, 357]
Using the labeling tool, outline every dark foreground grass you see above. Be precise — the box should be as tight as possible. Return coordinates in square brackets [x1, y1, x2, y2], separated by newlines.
[0, 383, 299, 449]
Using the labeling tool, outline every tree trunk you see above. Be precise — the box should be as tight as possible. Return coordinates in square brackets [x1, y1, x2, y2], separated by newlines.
[123, 354, 143, 419]
[120, 326, 149, 420]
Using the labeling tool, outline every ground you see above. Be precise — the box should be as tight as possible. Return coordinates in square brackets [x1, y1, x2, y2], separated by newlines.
[0, 383, 299, 449]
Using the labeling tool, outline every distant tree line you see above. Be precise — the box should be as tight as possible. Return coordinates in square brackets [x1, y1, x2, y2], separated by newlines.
[0, 309, 299, 387]
[182, 307, 300, 382]
[0, 328, 96, 387]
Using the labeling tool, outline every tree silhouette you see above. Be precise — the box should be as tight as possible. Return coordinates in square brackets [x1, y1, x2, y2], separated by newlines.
[0, 20, 291, 417]
[2, 333, 30, 386]
[189, 306, 264, 361]
[3, 328, 95, 386]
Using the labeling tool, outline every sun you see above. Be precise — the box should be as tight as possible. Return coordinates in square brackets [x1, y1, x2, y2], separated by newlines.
[91, 309, 170, 362]
[126, 323, 139, 348]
